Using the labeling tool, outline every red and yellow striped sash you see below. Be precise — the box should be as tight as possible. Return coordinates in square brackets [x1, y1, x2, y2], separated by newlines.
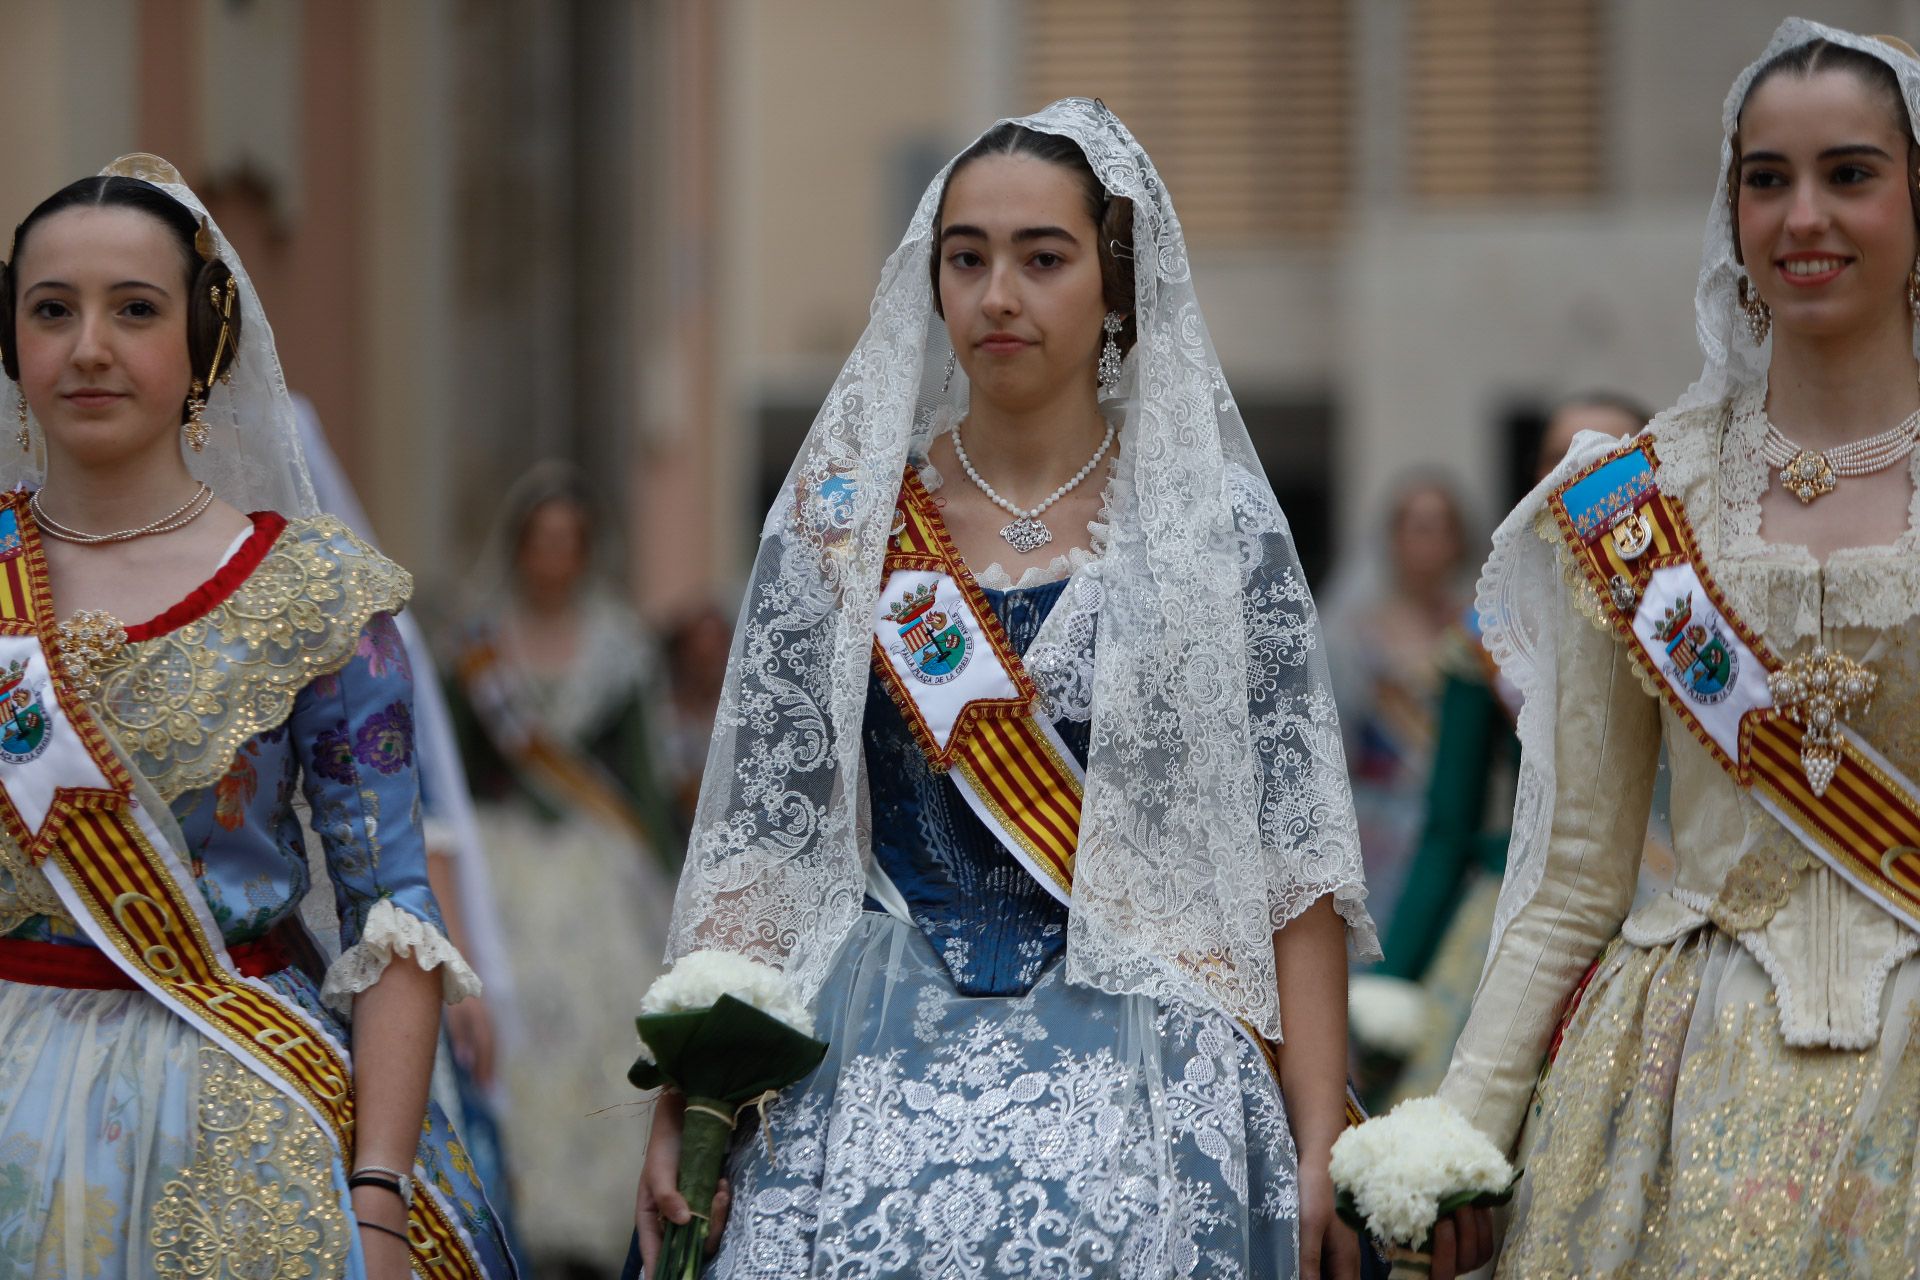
[0, 493, 486, 1278]
[1551, 439, 1920, 928]
[871, 471, 1082, 897]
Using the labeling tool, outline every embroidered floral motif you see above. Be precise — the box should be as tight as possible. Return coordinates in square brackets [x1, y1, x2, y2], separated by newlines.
[148, 1048, 349, 1278]
[351, 702, 413, 775]
[1709, 844, 1797, 932]
[711, 971, 1294, 1280]
[355, 623, 410, 680]
[83, 518, 410, 803]
[309, 724, 355, 786]
[213, 746, 259, 832]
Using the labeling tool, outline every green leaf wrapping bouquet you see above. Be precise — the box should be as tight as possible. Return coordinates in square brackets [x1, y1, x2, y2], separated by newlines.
[629, 950, 829, 1279]
[1329, 1096, 1519, 1278]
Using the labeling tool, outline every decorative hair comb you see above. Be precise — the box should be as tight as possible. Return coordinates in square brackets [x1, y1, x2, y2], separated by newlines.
[1872, 34, 1919, 60]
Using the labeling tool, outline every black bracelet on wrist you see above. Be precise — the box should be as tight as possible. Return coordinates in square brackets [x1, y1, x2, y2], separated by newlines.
[349, 1173, 405, 1199]
[358, 1218, 409, 1245]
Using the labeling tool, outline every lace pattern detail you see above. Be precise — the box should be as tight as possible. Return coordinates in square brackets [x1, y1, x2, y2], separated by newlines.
[85, 516, 411, 803]
[318, 897, 481, 1013]
[149, 1047, 351, 1276]
[671, 99, 1372, 1040]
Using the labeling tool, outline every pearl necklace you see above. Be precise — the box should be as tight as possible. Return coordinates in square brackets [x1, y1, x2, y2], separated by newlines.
[31, 483, 214, 545]
[1760, 391, 1920, 504]
[952, 423, 1116, 553]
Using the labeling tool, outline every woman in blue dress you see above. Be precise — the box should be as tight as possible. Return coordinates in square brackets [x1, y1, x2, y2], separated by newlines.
[636, 101, 1376, 1278]
[0, 156, 514, 1278]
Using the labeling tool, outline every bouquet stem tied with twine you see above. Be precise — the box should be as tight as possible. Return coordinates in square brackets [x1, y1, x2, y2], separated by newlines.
[629, 952, 829, 1279]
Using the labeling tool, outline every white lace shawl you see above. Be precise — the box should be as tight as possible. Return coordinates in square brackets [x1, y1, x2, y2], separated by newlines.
[667, 99, 1375, 1041]
[1477, 18, 1920, 969]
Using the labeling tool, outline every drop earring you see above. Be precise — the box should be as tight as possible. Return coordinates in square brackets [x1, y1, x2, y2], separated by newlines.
[1907, 256, 1920, 322]
[941, 349, 956, 393]
[1737, 274, 1771, 346]
[14, 398, 26, 454]
[1097, 311, 1124, 396]
[183, 380, 210, 453]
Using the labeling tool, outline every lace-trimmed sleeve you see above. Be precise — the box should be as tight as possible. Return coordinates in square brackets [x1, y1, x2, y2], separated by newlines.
[1245, 532, 1381, 959]
[293, 611, 481, 1012]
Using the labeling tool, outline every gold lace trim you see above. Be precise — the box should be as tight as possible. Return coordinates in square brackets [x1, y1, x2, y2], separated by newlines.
[150, 1047, 350, 1278]
[85, 516, 411, 803]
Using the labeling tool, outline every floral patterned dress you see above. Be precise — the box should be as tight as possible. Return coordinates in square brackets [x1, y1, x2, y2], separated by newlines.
[0, 512, 515, 1278]
[705, 575, 1307, 1280]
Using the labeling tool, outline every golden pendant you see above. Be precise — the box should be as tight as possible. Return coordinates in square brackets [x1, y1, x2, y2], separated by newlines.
[1766, 643, 1876, 796]
[1779, 449, 1837, 504]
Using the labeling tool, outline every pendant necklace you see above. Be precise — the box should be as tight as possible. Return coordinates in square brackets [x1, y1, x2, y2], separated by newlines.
[1760, 381, 1920, 504]
[951, 422, 1116, 554]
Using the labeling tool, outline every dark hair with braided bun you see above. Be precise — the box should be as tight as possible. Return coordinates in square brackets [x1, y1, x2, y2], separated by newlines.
[0, 176, 242, 396]
[929, 124, 1137, 357]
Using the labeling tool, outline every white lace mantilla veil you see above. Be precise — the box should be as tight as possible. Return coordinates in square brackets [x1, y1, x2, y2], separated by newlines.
[1473, 18, 1920, 972]
[669, 98, 1376, 1041]
[1, 153, 319, 518]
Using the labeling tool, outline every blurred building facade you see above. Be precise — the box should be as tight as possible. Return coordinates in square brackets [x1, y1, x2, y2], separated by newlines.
[4, 0, 1920, 614]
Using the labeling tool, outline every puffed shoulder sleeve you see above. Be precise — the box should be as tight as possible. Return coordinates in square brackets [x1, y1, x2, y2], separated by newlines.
[1245, 536, 1381, 959]
[293, 610, 482, 1013]
[1436, 569, 1660, 1152]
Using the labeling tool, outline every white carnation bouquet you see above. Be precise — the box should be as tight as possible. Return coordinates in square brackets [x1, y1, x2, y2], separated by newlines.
[1330, 1096, 1517, 1277]
[628, 949, 829, 1278]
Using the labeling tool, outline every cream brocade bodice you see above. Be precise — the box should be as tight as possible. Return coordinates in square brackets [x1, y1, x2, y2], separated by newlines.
[1441, 388, 1920, 1151]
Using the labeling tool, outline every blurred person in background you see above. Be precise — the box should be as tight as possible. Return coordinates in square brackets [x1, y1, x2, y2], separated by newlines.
[1372, 23, 1920, 1277]
[636, 99, 1377, 1279]
[659, 602, 732, 843]
[1359, 392, 1649, 1108]
[296, 394, 523, 1260]
[1325, 473, 1476, 937]
[450, 463, 675, 1278]
[0, 156, 512, 1278]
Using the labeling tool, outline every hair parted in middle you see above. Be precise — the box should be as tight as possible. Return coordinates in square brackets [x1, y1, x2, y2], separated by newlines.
[0, 175, 243, 409]
[928, 123, 1138, 358]
[1728, 36, 1920, 265]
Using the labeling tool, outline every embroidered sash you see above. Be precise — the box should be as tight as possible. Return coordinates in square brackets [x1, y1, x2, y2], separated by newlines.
[871, 471, 1085, 902]
[1551, 438, 1920, 931]
[0, 496, 487, 1278]
[870, 473, 1365, 1124]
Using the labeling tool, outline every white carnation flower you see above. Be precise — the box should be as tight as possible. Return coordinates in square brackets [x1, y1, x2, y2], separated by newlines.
[1329, 1096, 1513, 1248]
[632, 949, 814, 1065]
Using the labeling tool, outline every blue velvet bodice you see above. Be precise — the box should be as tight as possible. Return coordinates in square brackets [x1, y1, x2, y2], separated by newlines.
[863, 577, 1086, 997]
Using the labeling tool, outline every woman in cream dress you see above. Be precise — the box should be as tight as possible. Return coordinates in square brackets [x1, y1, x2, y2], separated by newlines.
[1418, 21, 1920, 1278]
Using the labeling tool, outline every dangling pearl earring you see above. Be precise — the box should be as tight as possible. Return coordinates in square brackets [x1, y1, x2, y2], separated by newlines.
[941, 349, 957, 394]
[14, 397, 27, 454]
[1737, 274, 1771, 346]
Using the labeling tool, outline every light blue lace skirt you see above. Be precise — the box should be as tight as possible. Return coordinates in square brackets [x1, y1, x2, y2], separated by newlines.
[709, 912, 1302, 1279]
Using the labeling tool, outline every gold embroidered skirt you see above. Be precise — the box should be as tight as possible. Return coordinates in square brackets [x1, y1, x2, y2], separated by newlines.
[0, 981, 350, 1278]
[1503, 927, 1920, 1277]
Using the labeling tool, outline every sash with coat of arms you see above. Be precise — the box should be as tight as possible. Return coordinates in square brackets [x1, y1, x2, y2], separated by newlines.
[1550, 437, 1920, 933]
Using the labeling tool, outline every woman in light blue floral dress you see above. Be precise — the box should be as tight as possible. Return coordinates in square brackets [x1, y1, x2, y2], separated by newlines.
[0, 158, 513, 1278]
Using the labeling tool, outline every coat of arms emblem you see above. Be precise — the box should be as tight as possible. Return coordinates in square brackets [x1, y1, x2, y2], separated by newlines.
[0, 657, 50, 764]
[1656, 592, 1737, 705]
[886, 583, 970, 685]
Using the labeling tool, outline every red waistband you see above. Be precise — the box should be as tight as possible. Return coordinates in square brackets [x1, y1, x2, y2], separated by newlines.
[0, 926, 296, 990]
